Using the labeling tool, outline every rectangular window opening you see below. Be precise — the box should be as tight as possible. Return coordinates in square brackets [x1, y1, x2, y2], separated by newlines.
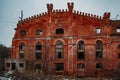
[96, 51, 103, 59]
[55, 63, 64, 71]
[36, 52, 42, 60]
[96, 63, 103, 69]
[78, 52, 84, 60]
[6, 63, 10, 67]
[19, 63, 24, 68]
[117, 27, 120, 32]
[19, 53, 24, 58]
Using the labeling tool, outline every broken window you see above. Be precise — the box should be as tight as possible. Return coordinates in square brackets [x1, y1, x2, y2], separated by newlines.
[19, 43, 25, 50]
[96, 40, 103, 59]
[35, 64, 41, 70]
[35, 42, 42, 60]
[96, 63, 103, 69]
[19, 42, 25, 58]
[55, 63, 64, 71]
[19, 63, 24, 68]
[117, 27, 120, 32]
[96, 28, 102, 33]
[36, 29, 43, 35]
[6, 63, 10, 67]
[56, 28, 64, 34]
[20, 30, 26, 36]
[78, 41, 85, 60]
[56, 41, 64, 59]
[77, 63, 85, 70]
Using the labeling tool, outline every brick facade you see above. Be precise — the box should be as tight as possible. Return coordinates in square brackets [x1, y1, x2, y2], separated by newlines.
[5, 2, 120, 77]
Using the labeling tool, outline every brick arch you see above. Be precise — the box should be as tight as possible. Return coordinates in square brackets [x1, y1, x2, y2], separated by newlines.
[54, 39, 65, 45]
[76, 39, 86, 45]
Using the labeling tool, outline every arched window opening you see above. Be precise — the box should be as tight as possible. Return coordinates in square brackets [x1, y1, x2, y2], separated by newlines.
[56, 41, 64, 59]
[96, 40, 103, 59]
[19, 42, 25, 58]
[35, 42, 42, 60]
[78, 41, 85, 60]
[56, 28, 64, 34]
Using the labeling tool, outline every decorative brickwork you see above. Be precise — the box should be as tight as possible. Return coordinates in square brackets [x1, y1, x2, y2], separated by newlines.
[5, 2, 120, 77]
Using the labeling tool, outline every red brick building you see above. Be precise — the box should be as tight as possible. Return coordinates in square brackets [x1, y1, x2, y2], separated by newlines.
[5, 2, 120, 77]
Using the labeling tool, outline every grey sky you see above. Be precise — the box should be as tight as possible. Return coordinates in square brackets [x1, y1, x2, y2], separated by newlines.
[0, 0, 120, 47]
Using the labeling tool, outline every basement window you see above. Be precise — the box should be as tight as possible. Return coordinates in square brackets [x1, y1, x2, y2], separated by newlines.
[77, 63, 85, 70]
[96, 28, 102, 34]
[20, 30, 26, 36]
[36, 29, 43, 35]
[96, 63, 103, 69]
[6, 63, 10, 67]
[117, 27, 120, 32]
[19, 63, 24, 68]
[55, 63, 64, 71]
[56, 28, 64, 34]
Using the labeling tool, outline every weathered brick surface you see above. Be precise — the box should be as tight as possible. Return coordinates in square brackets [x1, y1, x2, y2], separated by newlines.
[10, 2, 120, 77]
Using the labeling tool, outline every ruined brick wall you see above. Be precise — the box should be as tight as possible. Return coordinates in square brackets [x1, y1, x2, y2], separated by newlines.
[10, 2, 120, 77]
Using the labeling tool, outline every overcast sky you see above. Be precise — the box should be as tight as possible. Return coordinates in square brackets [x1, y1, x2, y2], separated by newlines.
[0, 0, 120, 47]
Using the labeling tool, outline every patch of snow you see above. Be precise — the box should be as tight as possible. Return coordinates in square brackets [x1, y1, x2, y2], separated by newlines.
[0, 77, 12, 80]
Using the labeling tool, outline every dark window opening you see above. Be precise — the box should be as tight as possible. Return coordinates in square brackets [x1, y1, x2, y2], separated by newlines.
[78, 41, 84, 50]
[19, 63, 24, 68]
[56, 52, 63, 58]
[118, 44, 120, 49]
[55, 63, 64, 71]
[36, 52, 42, 60]
[96, 28, 102, 33]
[11, 63, 16, 70]
[35, 64, 41, 70]
[20, 30, 26, 36]
[56, 41, 64, 59]
[56, 28, 64, 34]
[96, 51, 103, 59]
[36, 29, 43, 35]
[19, 53, 24, 58]
[19, 43, 25, 50]
[96, 40, 103, 50]
[78, 52, 84, 60]
[117, 27, 120, 32]
[118, 53, 120, 58]
[6, 63, 10, 67]
[96, 63, 103, 69]
[77, 63, 85, 69]
[36, 43, 42, 50]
